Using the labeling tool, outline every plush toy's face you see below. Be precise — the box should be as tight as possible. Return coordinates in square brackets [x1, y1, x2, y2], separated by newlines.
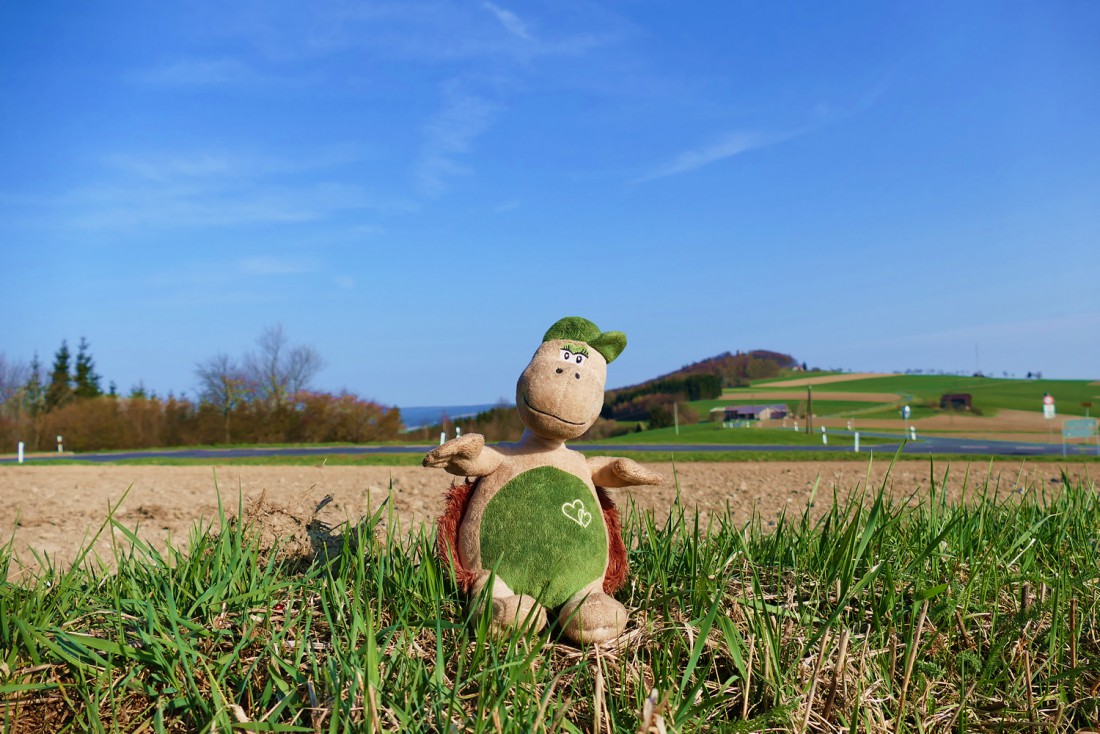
[516, 339, 607, 440]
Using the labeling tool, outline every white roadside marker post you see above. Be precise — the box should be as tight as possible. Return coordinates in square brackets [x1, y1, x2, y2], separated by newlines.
[910, 426, 917, 441]
[17, 442, 24, 464]
[456, 426, 462, 438]
[821, 426, 828, 446]
[854, 432, 860, 453]
[440, 431, 446, 446]
[57, 435, 63, 453]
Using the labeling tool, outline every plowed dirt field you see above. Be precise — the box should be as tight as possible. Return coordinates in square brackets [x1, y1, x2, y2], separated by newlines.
[3, 460, 1094, 579]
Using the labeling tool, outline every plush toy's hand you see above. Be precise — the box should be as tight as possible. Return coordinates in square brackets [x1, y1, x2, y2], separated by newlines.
[588, 456, 664, 488]
[423, 434, 502, 477]
[423, 433, 484, 468]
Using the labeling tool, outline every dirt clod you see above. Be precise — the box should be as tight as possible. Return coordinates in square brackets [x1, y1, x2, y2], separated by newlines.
[224, 489, 352, 570]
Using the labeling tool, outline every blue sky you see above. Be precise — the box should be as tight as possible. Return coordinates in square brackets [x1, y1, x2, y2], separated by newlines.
[2, 1, 1097, 407]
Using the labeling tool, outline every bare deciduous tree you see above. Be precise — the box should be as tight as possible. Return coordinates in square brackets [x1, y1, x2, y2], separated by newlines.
[243, 325, 325, 408]
[0, 353, 30, 406]
[195, 352, 246, 443]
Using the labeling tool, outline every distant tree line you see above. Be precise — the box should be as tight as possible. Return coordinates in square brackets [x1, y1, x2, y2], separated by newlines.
[406, 349, 800, 441]
[669, 350, 790, 387]
[406, 403, 526, 445]
[601, 374, 722, 422]
[601, 350, 796, 426]
[407, 403, 637, 445]
[0, 326, 403, 453]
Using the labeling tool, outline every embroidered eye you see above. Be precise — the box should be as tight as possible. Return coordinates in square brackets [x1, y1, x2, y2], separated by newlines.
[575, 354, 586, 365]
[560, 350, 572, 361]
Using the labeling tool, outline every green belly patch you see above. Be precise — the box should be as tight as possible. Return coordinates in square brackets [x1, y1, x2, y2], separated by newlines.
[479, 466, 607, 608]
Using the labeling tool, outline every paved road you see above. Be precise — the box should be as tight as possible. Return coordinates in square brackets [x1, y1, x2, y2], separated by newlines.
[1, 433, 1095, 463]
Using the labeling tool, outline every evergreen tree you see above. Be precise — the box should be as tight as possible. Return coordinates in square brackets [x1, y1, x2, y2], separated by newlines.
[22, 354, 45, 412]
[73, 336, 103, 398]
[45, 340, 73, 411]
[23, 354, 46, 446]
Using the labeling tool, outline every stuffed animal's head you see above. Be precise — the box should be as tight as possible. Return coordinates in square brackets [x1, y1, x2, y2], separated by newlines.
[515, 317, 626, 441]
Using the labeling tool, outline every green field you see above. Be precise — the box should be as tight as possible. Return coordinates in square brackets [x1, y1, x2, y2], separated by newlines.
[687, 398, 938, 421]
[838, 404, 939, 421]
[742, 374, 1099, 415]
[587, 422, 885, 447]
[3, 467, 1098, 731]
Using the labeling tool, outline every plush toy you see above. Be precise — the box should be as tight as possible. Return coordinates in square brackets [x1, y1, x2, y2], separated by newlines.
[424, 316, 663, 644]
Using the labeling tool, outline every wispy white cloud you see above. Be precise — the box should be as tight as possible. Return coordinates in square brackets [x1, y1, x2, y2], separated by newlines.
[482, 2, 533, 41]
[69, 181, 401, 230]
[48, 146, 415, 231]
[198, 2, 619, 67]
[633, 131, 799, 184]
[131, 54, 327, 90]
[415, 81, 498, 196]
[134, 256, 330, 309]
[0, 144, 415, 237]
[104, 152, 241, 181]
[634, 84, 890, 185]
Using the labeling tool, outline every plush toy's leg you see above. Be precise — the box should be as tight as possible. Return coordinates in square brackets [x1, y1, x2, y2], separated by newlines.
[559, 579, 627, 644]
[471, 574, 547, 634]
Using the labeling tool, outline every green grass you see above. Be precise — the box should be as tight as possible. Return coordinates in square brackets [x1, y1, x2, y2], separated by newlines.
[745, 374, 1099, 415]
[3, 463, 1099, 731]
[687, 399, 925, 420]
[842, 405, 939, 421]
[589, 423, 888, 447]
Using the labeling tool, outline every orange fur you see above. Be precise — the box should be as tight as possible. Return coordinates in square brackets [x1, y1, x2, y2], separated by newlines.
[435, 480, 480, 593]
[597, 487, 628, 594]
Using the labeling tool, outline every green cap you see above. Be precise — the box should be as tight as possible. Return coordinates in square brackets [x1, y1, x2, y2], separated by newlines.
[542, 316, 627, 364]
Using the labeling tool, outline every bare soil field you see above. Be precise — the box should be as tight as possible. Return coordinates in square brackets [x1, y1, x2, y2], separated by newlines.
[757, 373, 894, 387]
[805, 409, 1063, 435]
[3, 460, 1094, 580]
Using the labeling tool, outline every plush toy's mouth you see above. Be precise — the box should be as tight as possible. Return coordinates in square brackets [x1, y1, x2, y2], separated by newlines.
[521, 394, 586, 426]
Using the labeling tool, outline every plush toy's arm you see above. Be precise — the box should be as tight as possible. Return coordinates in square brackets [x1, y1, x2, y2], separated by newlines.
[587, 456, 663, 488]
[423, 433, 505, 477]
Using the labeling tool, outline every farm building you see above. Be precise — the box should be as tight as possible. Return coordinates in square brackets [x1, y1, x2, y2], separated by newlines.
[720, 404, 789, 421]
[940, 393, 972, 410]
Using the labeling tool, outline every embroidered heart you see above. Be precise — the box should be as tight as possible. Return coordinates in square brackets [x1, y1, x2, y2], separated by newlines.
[561, 499, 592, 529]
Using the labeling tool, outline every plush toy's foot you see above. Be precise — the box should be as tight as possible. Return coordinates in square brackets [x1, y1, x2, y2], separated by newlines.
[559, 592, 628, 644]
[482, 594, 547, 635]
